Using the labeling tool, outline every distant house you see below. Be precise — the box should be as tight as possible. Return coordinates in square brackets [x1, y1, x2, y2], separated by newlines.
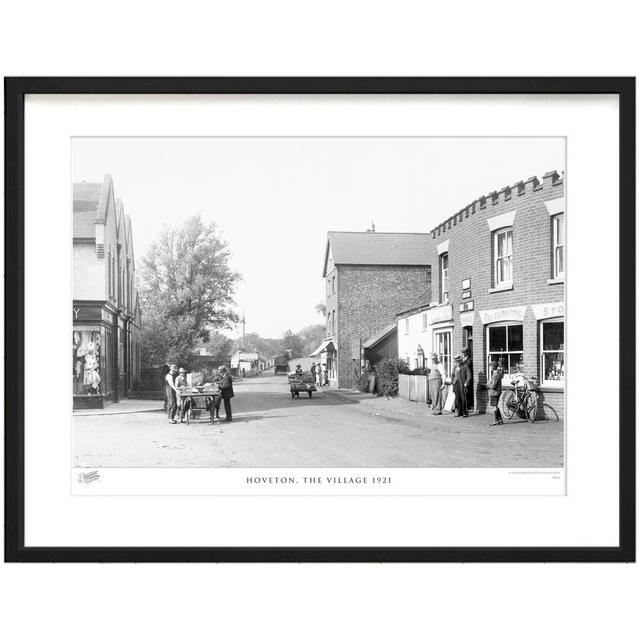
[231, 350, 261, 375]
[73, 175, 142, 409]
[317, 231, 432, 388]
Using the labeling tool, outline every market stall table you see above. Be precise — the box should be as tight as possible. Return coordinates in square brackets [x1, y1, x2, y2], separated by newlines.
[177, 386, 221, 425]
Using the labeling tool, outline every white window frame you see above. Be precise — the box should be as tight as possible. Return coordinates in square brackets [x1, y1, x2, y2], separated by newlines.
[540, 319, 565, 387]
[493, 227, 513, 288]
[486, 321, 523, 385]
[440, 252, 449, 304]
[433, 328, 452, 378]
[552, 213, 565, 279]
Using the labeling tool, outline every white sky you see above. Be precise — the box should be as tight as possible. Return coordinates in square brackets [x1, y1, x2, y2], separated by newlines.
[72, 137, 565, 339]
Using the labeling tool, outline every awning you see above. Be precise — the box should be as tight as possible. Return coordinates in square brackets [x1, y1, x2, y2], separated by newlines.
[309, 339, 335, 356]
[362, 323, 396, 350]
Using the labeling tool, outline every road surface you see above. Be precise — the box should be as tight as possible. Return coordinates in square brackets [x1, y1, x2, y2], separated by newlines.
[73, 370, 564, 468]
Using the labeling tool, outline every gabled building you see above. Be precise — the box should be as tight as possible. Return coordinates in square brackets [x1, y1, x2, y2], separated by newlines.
[73, 174, 142, 408]
[318, 231, 432, 388]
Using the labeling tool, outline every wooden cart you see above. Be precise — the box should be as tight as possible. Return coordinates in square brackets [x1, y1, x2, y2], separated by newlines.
[177, 386, 220, 425]
[288, 373, 317, 398]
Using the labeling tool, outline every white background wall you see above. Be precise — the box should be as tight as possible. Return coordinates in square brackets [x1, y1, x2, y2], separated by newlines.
[397, 311, 429, 367]
[1, 2, 638, 639]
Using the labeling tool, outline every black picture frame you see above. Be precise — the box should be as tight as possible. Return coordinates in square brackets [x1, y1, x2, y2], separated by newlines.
[4, 77, 635, 563]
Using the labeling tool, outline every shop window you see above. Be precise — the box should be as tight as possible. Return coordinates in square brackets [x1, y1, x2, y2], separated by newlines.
[433, 329, 452, 378]
[552, 214, 565, 279]
[440, 252, 449, 303]
[73, 328, 102, 395]
[487, 323, 523, 382]
[493, 227, 513, 287]
[541, 320, 565, 385]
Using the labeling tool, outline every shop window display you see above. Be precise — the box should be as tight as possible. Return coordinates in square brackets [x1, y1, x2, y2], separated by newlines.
[73, 329, 102, 395]
[541, 320, 564, 384]
[487, 323, 523, 381]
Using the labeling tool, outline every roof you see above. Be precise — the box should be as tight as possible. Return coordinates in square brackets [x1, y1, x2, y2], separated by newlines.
[362, 323, 397, 349]
[323, 231, 431, 276]
[73, 182, 103, 238]
[309, 339, 335, 356]
[396, 287, 432, 318]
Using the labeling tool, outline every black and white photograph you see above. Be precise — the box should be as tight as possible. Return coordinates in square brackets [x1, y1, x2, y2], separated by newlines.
[72, 136, 566, 472]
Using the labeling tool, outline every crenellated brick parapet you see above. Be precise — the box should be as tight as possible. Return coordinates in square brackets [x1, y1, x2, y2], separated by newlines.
[431, 170, 564, 238]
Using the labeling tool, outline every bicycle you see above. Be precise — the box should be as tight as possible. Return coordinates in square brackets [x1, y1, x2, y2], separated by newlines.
[501, 373, 538, 423]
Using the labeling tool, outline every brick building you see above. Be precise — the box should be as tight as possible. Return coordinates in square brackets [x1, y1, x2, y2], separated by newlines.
[316, 231, 432, 388]
[397, 171, 565, 418]
[73, 174, 142, 409]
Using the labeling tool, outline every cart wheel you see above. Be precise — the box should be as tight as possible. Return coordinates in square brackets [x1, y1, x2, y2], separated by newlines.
[308, 391, 312, 398]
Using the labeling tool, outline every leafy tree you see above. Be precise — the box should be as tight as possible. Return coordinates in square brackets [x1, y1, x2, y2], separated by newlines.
[233, 332, 283, 359]
[298, 324, 326, 355]
[315, 302, 326, 318]
[139, 215, 241, 368]
[199, 331, 235, 364]
[281, 330, 304, 359]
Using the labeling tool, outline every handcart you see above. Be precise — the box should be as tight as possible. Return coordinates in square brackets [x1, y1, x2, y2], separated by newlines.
[288, 373, 317, 399]
[177, 384, 220, 425]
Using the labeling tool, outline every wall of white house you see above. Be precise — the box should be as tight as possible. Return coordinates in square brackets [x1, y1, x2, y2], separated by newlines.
[397, 310, 431, 370]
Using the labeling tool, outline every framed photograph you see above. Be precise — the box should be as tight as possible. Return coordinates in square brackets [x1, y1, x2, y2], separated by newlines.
[5, 77, 635, 562]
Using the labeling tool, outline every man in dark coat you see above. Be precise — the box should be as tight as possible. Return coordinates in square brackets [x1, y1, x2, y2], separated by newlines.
[451, 354, 471, 418]
[216, 365, 234, 422]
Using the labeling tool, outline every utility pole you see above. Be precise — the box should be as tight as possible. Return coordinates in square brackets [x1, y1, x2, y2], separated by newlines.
[241, 311, 246, 350]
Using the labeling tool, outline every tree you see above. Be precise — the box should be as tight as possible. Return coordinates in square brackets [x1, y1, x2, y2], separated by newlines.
[315, 302, 326, 318]
[139, 215, 241, 368]
[199, 331, 235, 364]
[281, 330, 304, 359]
[298, 324, 326, 355]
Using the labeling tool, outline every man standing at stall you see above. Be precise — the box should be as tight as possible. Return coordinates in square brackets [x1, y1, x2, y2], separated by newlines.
[216, 365, 234, 422]
[165, 364, 179, 424]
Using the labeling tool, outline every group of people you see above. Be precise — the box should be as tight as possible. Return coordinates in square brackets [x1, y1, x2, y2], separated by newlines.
[164, 364, 234, 424]
[310, 362, 329, 386]
[426, 349, 504, 426]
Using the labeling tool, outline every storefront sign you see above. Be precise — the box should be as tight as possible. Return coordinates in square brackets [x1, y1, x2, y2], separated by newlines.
[531, 302, 564, 320]
[427, 304, 453, 325]
[72, 306, 101, 322]
[459, 311, 475, 327]
[480, 305, 527, 325]
[459, 301, 474, 312]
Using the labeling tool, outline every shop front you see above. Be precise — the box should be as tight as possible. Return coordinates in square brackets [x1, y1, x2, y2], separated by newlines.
[475, 303, 565, 419]
[73, 302, 123, 409]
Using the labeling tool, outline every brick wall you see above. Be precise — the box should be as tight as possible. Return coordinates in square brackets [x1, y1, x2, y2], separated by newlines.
[429, 172, 565, 417]
[336, 264, 430, 387]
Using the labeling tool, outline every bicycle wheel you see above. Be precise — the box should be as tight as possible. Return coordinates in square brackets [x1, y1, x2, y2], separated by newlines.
[524, 391, 538, 423]
[501, 390, 516, 419]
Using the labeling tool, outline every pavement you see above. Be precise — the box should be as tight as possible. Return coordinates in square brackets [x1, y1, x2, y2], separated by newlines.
[73, 370, 564, 468]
